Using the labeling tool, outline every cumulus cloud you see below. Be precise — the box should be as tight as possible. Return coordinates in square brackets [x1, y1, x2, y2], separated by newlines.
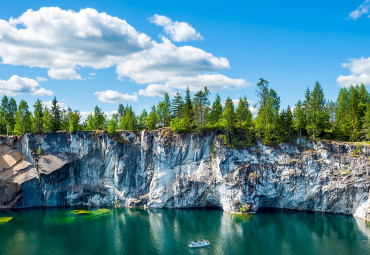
[43, 100, 68, 110]
[138, 74, 248, 97]
[337, 57, 370, 87]
[348, 0, 370, 20]
[0, 7, 151, 80]
[94, 90, 138, 103]
[80, 110, 117, 121]
[0, 75, 52, 96]
[0, 7, 248, 96]
[149, 14, 202, 42]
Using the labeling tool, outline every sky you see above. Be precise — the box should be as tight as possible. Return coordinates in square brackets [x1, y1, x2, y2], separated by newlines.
[0, 0, 369, 118]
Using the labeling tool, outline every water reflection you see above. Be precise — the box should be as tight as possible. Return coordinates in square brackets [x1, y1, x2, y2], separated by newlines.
[0, 208, 369, 255]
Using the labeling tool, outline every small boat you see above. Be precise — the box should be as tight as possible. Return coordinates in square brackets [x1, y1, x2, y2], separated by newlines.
[189, 241, 210, 248]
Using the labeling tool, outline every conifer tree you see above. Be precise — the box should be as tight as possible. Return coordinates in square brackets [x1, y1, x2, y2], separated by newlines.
[293, 100, 305, 139]
[69, 111, 80, 133]
[193, 86, 210, 128]
[107, 118, 118, 135]
[32, 99, 43, 133]
[93, 106, 107, 130]
[347, 86, 362, 140]
[0, 96, 9, 134]
[118, 104, 125, 122]
[363, 103, 370, 140]
[208, 94, 223, 127]
[183, 87, 193, 131]
[120, 106, 136, 131]
[51, 97, 61, 132]
[171, 91, 184, 119]
[42, 107, 53, 132]
[14, 100, 32, 135]
[334, 88, 349, 139]
[220, 97, 236, 143]
[138, 109, 148, 130]
[146, 106, 158, 130]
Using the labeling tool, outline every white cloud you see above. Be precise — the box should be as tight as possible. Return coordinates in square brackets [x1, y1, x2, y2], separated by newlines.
[94, 90, 138, 103]
[149, 14, 202, 42]
[348, 0, 370, 20]
[337, 57, 370, 87]
[0, 7, 151, 80]
[0, 75, 52, 96]
[36, 76, 48, 82]
[139, 74, 248, 97]
[43, 100, 68, 110]
[80, 110, 117, 121]
[0, 7, 248, 96]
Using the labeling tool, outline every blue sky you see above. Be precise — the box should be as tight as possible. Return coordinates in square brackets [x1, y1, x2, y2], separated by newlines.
[0, 0, 369, 118]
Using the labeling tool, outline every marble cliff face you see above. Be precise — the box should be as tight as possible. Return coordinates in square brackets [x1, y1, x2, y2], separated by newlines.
[0, 130, 369, 220]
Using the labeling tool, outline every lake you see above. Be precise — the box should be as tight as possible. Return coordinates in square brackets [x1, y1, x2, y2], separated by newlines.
[0, 208, 369, 255]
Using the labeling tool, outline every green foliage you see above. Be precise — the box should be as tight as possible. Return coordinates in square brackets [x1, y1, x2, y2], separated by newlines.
[120, 106, 136, 131]
[107, 118, 118, 136]
[170, 118, 187, 133]
[145, 106, 158, 130]
[219, 97, 236, 143]
[207, 94, 223, 127]
[239, 204, 250, 213]
[32, 99, 43, 133]
[69, 111, 80, 133]
[171, 91, 184, 119]
[51, 97, 61, 132]
[193, 86, 210, 129]
[14, 100, 32, 135]
[37, 146, 41, 156]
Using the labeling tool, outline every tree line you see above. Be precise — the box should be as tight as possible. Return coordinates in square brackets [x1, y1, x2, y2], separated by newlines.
[0, 79, 369, 145]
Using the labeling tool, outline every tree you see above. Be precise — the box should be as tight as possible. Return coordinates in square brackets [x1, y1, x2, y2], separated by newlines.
[193, 86, 210, 129]
[120, 106, 136, 131]
[0, 96, 9, 134]
[305, 82, 330, 139]
[14, 100, 32, 135]
[363, 103, 370, 140]
[42, 107, 53, 132]
[51, 97, 61, 132]
[93, 106, 107, 130]
[347, 86, 362, 141]
[219, 97, 236, 143]
[107, 118, 118, 135]
[138, 109, 148, 130]
[118, 104, 125, 122]
[32, 99, 43, 133]
[146, 106, 158, 130]
[171, 91, 184, 119]
[7, 98, 17, 134]
[183, 87, 193, 132]
[157, 95, 171, 128]
[293, 100, 305, 139]
[69, 111, 80, 133]
[208, 94, 223, 127]
[334, 88, 349, 140]
[235, 97, 250, 127]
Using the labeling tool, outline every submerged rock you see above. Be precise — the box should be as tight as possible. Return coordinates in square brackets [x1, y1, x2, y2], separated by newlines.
[0, 130, 369, 220]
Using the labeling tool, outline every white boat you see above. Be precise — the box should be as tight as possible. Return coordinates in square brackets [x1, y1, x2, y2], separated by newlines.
[188, 241, 210, 248]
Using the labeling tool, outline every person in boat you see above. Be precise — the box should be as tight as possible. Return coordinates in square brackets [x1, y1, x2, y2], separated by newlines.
[191, 241, 195, 244]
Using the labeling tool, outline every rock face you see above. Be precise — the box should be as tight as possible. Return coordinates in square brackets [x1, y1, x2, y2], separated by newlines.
[0, 130, 369, 220]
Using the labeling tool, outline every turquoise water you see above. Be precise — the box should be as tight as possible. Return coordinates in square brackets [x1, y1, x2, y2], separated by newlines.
[0, 208, 369, 255]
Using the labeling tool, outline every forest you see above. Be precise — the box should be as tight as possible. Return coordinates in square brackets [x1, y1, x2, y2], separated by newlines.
[0, 78, 369, 146]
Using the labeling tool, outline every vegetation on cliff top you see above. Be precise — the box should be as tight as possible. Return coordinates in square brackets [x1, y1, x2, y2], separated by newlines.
[0, 79, 369, 146]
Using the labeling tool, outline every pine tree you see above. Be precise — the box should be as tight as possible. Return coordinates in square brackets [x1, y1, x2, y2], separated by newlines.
[118, 104, 125, 122]
[69, 111, 80, 133]
[7, 98, 17, 134]
[138, 109, 148, 130]
[107, 118, 118, 135]
[305, 82, 329, 139]
[171, 91, 184, 119]
[220, 97, 236, 143]
[193, 86, 210, 129]
[293, 100, 305, 139]
[51, 97, 61, 132]
[208, 94, 223, 127]
[42, 107, 53, 132]
[363, 103, 370, 140]
[334, 88, 349, 139]
[120, 106, 136, 131]
[93, 106, 107, 130]
[0, 96, 9, 134]
[183, 87, 193, 132]
[157, 94, 171, 128]
[14, 100, 32, 135]
[347, 86, 362, 141]
[32, 99, 43, 133]
[146, 106, 158, 130]
[235, 97, 249, 127]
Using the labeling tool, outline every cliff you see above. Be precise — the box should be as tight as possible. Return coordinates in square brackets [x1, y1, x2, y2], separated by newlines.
[0, 130, 369, 220]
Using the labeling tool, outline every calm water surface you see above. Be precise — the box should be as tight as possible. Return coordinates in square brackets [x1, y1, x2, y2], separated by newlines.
[0, 208, 369, 255]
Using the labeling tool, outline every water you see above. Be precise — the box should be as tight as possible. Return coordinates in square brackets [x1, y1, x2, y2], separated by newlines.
[0, 208, 369, 255]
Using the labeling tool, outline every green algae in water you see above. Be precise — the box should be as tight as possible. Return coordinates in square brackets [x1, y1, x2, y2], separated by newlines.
[232, 213, 253, 223]
[0, 217, 13, 224]
[70, 208, 112, 218]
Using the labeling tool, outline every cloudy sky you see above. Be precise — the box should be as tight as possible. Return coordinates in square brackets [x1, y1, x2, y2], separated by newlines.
[0, 0, 369, 116]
